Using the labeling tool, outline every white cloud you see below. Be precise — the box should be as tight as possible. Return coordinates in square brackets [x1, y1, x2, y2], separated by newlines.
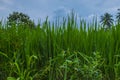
[53, 6, 70, 17]
[49, 6, 70, 21]
[88, 14, 96, 19]
[83, 14, 100, 23]
[1, 0, 120, 23]
[105, 7, 120, 14]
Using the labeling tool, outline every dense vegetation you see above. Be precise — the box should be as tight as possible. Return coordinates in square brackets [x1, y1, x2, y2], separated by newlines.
[0, 12, 120, 80]
[7, 12, 35, 28]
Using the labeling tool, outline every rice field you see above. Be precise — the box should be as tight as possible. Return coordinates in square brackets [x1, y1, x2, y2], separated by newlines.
[0, 15, 120, 80]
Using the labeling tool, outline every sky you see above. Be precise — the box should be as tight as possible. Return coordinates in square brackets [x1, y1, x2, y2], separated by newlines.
[0, 0, 120, 23]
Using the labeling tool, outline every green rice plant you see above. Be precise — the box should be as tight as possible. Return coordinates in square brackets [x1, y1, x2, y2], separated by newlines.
[0, 51, 38, 80]
[1, 13, 120, 80]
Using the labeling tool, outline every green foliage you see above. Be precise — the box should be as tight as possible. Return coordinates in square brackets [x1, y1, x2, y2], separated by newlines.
[7, 11, 35, 28]
[0, 14, 120, 80]
[7, 77, 16, 80]
[116, 9, 120, 24]
[100, 13, 114, 29]
[48, 50, 103, 80]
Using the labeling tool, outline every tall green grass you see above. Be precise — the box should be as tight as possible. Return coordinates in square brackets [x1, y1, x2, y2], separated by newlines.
[0, 14, 120, 80]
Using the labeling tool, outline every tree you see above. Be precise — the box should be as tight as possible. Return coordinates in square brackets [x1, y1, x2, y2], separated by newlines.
[100, 13, 114, 29]
[7, 11, 35, 28]
[116, 9, 120, 24]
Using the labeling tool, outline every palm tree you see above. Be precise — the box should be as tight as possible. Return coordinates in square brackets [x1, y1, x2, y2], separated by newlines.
[116, 9, 120, 24]
[100, 13, 114, 29]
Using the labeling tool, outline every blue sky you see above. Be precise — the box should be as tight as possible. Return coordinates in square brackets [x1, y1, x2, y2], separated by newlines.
[0, 0, 120, 23]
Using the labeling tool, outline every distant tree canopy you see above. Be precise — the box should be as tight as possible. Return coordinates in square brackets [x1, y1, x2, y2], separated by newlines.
[116, 9, 120, 24]
[100, 13, 114, 29]
[7, 11, 35, 28]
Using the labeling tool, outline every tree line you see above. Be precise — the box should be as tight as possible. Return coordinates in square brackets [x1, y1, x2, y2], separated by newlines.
[5, 9, 120, 29]
[100, 9, 120, 29]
